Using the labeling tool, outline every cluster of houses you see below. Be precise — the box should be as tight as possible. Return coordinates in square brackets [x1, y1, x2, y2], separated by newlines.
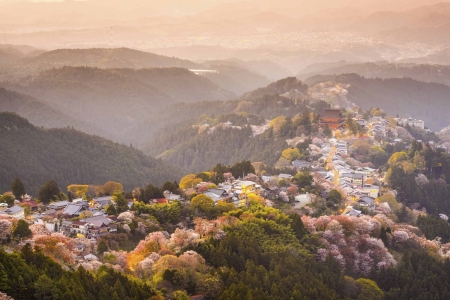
[0, 195, 123, 241]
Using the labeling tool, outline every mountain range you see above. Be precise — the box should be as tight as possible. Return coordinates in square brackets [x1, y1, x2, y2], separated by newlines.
[298, 62, 450, 86]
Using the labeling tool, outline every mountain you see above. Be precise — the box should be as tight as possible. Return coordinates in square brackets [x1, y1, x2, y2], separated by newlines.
[355, 2, 450, 44]
[0, 112, 181, 194]
[298, 62, 450, 86]
[201, 64, 271, 96]
[400, 47, 450, 65]
[0, 48, 23, 65]
[0, 66, 244, 145]
[0, 48, 202, 80]
[201, 58, 292, 82]
[1, 66, 173, 137]
[0, 87, 110, 138]
[109, 67, 236, 102]
[143, 78, 331, 172]
[307, 73, 450, 130]
[242, 77, 309, 100]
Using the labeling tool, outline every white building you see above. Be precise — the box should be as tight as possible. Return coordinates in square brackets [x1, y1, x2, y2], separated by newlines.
[395, 117, 425, 130]
[0, 205, 25, 219]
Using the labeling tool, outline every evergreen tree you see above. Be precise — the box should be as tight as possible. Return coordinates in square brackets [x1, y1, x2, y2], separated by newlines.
[98, 240, 108, 255]
[10, 178, 26, 199]
[105, 204, 118, 216]
[12, 219, 32, 240]
[37, 180, 60, 204]
[290, 213, 305, 240]
[112, 193, 129, 214]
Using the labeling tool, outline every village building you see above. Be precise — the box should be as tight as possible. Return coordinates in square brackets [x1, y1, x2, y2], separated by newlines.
[320, 109, 344, 129]
[0, 205, 25, 219]
[0, 203, 8, 211]
[357, 196, 375, 209]
[292, 160, 312, 170]
[48, 200, 70, 211]
[341, 173, 364, 185]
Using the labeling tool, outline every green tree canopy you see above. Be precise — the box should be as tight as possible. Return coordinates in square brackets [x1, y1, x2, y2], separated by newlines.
[355, 278, 384, 300]
[112, 193, 129, 214]
[37, 180, 60, 204]
[0, 193, 15, 207]
[10, 178, 26, 199]
[13, 219, 32, 240]
[191, 194, 214, 214]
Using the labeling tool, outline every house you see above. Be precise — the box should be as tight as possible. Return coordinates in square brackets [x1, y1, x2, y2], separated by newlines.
[48, 200, 70, 210]
[166, 193, 184, 202]
[341, 173, 364, 185]
[203, 189, 231, 203]
[41, 209, 57, 216]
[355, 119, 367, 128]
[83, 253, 98, 261]
[261, 176, 272, 183]
[335, 140, 348, 155]
[152, 198, 168, 204]
[278, 173, 294, 180]
[320, 109, 344, 129]
[0, 205, 25, 219]
[0, 203, 8, 211]
[292, 160, 312, 170]
[357, 196, 375, 208]
[294, 194, 312, 208]
[362, 185, 380, 198]
[60, 220, 73, 234]
[71, 221, 89, 238]
[62, 203, 86, 217]
[343, 206, 362, 217]
[91, 196, 112, 209]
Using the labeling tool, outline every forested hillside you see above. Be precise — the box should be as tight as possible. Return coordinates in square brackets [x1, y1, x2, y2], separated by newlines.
[0, 66, 244, 145]
[0, 246, 157, 300]
[307, 74, 450, 130]
[146, 96, 328, 172]
[110, 67, 236, 102]
[0, 87, 110, 138]
[202, 64, 271, 96]
[242, 77, 309, 100]
[0, 112, 181, 194]
[201, 58, 292, 82]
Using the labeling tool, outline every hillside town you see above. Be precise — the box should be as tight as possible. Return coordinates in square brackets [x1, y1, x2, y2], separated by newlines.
[1, 106, 448, 270]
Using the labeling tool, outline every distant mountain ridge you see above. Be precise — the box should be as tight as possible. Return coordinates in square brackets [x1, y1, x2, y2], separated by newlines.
[0, 65, 239, 144]
[0, 112, 181, 194]
[298, 62, 450, 86]
[0, 47, 202, 80]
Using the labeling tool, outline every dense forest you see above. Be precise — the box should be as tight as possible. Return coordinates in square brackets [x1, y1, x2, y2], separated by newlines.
[306, 74, 450, 131]
[0, 112, 181, 194]
[0, 245, 157, 300]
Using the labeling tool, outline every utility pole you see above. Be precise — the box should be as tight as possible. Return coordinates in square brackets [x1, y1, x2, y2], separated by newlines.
[110, 26, 114, 47]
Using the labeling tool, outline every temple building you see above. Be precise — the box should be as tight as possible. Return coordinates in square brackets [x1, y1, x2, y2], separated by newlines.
[320, 109, 344, 129]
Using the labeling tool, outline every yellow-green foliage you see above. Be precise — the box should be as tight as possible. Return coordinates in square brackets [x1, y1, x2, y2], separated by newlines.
[67, 184, 88, 198]
[180, 174, 202, 190]
[269, 116, 286, 133]
[388, 152, 409, 166]
[282, 148, 302, 161]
